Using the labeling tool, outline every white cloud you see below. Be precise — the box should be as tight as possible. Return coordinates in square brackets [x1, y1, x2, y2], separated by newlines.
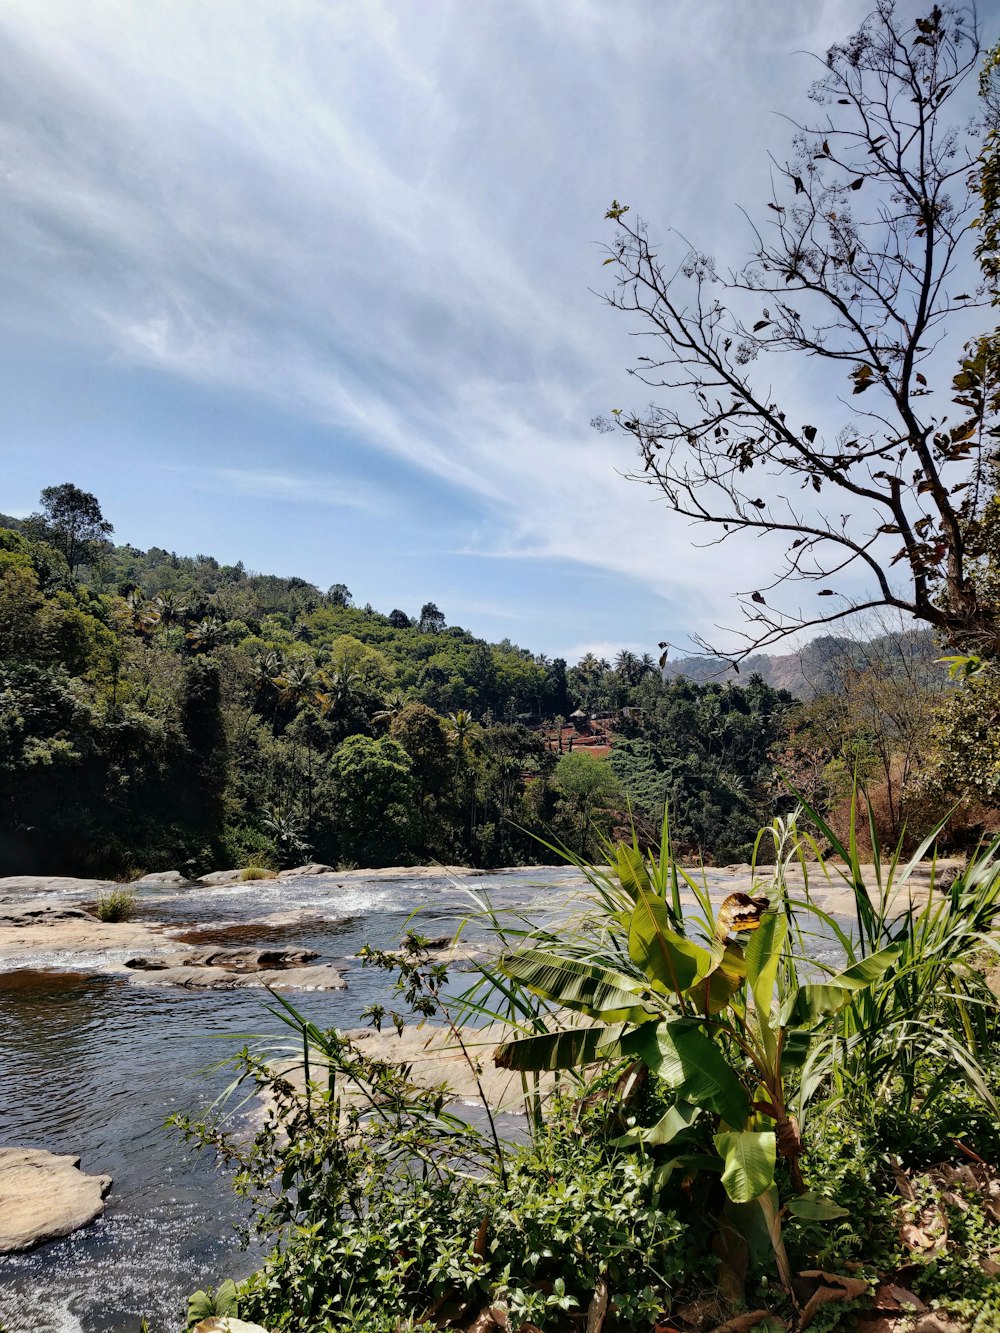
[0, 0, 973, 651]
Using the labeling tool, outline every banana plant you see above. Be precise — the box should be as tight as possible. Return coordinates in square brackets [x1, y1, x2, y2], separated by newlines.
[492, 839, 900, 1290]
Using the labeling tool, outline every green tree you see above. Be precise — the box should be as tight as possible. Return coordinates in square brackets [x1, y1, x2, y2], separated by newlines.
[178, 656, 228, 831]
[551, 750, 620, 856]
[419, 602, 446, 634]
[29, 482, 113, 576]
[329, 735, 417, 865]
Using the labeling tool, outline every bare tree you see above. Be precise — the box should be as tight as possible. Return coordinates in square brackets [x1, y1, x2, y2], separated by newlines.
[601, 2, 1000, 664]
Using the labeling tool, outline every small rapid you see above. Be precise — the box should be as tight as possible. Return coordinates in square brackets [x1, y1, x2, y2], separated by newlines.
[0, 868, 583, 1333]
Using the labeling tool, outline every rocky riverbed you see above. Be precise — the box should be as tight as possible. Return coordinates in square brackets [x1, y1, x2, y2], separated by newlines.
[0, 857, 964, 1332]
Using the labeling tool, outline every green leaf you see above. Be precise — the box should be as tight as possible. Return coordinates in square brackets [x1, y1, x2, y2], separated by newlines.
[493, 1024, 624, 1072]
[745, 913, 786, 1060]
[688, 942, 747, 1015]
[644, 1100, 701, 1145]
[616, 843, 652, 899]
[628, 882, 713, 995]
[787, 1192, 850, 1221]
[498, 950, 656, 1021]
[622, 1018, 751, 1124]
[780, 943, 901, 1028]
[714, 1130, 776, 1203]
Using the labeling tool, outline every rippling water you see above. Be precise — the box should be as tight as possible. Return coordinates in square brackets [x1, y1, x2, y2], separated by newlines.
[0, 869, 583, 1333]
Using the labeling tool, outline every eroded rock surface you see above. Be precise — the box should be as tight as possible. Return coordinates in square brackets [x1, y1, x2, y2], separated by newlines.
[131, 870, 197, 887]
[277, 862, 336, 878]
[126, 946, 319, 972]
[198, 869, 246, 885]
[0, 905, 97, 927]
[127, 962, 346, 990]
[0, 876, 114, 895]
[0, 1148, 112, 1252]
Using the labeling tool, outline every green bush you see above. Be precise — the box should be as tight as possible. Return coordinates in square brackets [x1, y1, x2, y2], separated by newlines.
[93, 887, 137, 922]
[238, 865, 272, 882]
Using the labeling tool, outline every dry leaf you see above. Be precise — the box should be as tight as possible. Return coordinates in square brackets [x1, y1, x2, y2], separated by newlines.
[872, 1283, 926, 1312]
[797, 1272, 869, 1331]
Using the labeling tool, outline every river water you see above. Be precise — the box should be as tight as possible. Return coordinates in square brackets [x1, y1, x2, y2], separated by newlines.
[0, 868, 588, 1333]
[0, 865, 849, 1333]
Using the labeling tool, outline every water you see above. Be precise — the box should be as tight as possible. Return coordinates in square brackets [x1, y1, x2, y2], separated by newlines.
[0, 866, 848, 1333]
[0, 868, 584, 1333]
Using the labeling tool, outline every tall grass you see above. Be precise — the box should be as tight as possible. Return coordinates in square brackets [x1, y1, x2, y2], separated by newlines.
[94, 887, 138, 922]
[453, 796, 1000, 1131]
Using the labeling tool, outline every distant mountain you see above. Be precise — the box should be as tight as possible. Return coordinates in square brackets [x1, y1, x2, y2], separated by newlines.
[663, 630, 944, 700]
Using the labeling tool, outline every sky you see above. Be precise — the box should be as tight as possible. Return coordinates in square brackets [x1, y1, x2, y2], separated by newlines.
[0, 0, 989, 661]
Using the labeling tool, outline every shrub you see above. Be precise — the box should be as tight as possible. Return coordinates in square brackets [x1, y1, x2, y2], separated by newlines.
[93, 887, 137, 922]
[238, 865, 271, 882]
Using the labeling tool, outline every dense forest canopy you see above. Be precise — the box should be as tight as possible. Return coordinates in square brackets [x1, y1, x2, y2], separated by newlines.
[0, 484, 989, 878]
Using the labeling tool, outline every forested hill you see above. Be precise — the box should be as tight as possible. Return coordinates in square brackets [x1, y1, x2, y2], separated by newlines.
[1, 491, 814, 876]
[664, 631, 942, 700]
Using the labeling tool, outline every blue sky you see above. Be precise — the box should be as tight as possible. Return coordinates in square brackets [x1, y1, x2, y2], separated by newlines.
[0, 0, 984, 660]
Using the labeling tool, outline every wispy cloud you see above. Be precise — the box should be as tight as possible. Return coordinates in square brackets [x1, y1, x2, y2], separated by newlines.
[0, 0, 956, 652]
[167, 465, 384, 513]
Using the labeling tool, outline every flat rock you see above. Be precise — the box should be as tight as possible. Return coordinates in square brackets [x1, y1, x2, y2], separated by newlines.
[198, 869, 245, 885]
[277, 862, 335, 879]
[127, 963, 346, 990]
[0, 1148, 112, 1252]
[0, 904, 97, 927]
[125, 946, 318, 973]
[0, 876, 114, 895]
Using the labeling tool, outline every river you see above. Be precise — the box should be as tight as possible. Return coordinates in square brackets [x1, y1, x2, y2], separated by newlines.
[0, 868, 587, 1333]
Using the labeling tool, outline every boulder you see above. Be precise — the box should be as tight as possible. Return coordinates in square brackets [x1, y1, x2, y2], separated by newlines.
[0, 1148, 112, 1252]
[131, 870, 196, 888]
[198, 869, 245, 886]
[277, 862, 335, 879]
[0, 876, 114, 895]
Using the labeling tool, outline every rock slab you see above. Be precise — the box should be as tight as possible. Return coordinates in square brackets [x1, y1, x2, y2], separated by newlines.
[0, 1148, 112, 1252]
[0, 876, 114, 895]
[126, 946, 319, 973]
[127, 963, 346, 991]
[277, 862, 335, 878]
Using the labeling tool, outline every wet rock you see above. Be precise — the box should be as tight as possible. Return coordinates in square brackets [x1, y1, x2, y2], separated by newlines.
[0, 904, 97, 927]
[0, 1148, 112, 1252]
[277, 862, 335, 878]
[131, 870, 196, 887]
[199, 869, 245, 885]
[127, 962, 346, 990]
[0, 876, 114, 895]
[125, 946, 319, 973]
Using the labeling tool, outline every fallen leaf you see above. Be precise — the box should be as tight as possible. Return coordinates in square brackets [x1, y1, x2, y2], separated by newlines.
[797, 1272, 869, 1330]
[873, 1283, 926, 1312]
[707, 1314, 783, 1333]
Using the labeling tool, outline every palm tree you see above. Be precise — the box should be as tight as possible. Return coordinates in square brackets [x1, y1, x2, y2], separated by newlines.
[123, 589, 160, 635]
[373, 689, 408, 726]
[185, 615, 224, 653]
[272, 659, 323, 711]
[153, 590, 187, 629]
